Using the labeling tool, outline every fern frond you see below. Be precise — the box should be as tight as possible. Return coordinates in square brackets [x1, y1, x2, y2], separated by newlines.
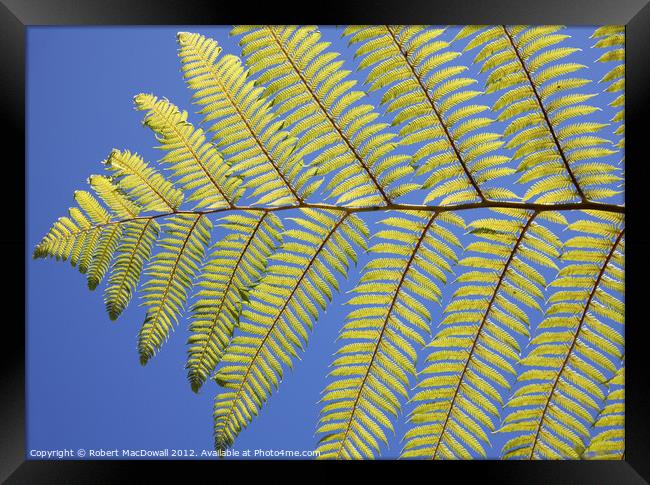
[582, 365, 624, 459]
[345, 25, 513, 204]
[459, 26, 619, 203]
[134, 94, 242, 209]
[178, 32, 312, 205]
[33, 27, 627, 457]
[404, 209, 563, 458]
[104, 219, 159, 320]
[186, 211, 283, 392]
[317, 210, 462, 459]
[138, 214, 213, 364]
[501, 214, 624, 459]
[231, 25, 416, 206]
[213, 209, 368, 450]
[104, 149, 184, 212]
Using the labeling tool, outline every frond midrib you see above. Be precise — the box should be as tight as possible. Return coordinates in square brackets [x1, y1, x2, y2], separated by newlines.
[35, 199, 625, 259]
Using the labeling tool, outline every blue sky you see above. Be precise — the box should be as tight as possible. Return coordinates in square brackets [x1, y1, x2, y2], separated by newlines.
[26, 26, 622, 460]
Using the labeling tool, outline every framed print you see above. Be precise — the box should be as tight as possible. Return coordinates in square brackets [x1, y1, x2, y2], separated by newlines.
[2, 0, 649, 482]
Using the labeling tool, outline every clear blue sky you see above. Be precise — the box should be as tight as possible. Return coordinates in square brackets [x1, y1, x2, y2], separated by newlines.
[26, 26, 622, 459]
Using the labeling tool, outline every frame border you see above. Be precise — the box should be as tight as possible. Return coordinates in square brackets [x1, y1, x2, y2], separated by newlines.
[2, 0, 648, 482]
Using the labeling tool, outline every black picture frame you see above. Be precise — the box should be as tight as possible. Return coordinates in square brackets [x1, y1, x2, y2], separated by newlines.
[2, 0, 648, 482]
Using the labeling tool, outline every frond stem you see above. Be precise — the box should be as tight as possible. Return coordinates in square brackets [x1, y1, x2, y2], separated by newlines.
[72, 200, 624, 236]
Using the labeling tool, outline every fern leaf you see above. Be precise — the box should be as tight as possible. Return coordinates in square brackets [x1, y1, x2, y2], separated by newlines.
[33, 27, 627, 457]
[501, 214, 624, 459]
[461, 26, 620, 202]
[138, 214, 213, 364]
[33, 212, 98, 269]
[104, 149, 184, 211]
[213, 209, 368, 449]
[345, 25, 512, 204]
[232, 25, 416, 206]
[87, 224, 123, 290]
[317, 210, 462, 459]
[186, 211, 283, 392]
[33, 193, 101, 265]
[404, 209, 563, 458]
[134, 94, 242, 209]
[74, 189, 111, 224]
[104, 219, 160, 320]
[177, 32, 312, 205]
